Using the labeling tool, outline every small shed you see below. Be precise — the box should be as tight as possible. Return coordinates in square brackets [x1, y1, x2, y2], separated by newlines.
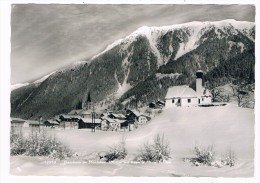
[149, 102, 156, 108]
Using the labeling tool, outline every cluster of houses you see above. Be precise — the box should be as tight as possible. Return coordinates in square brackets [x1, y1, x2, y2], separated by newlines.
[11, 101, 151, 131]
[57, 108, 151, 131]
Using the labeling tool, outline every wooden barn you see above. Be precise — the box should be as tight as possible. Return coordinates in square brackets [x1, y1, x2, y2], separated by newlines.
[78, 118, 101, 129]
[43, 120, 59, 128]
[59, 115, 79, 129]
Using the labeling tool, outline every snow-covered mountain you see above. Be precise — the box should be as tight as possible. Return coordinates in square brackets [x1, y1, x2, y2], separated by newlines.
[11, 83, 30, 91]
[11, 19, 255, 119]
[11, 61, 88, 91]
[93, 19, 254, 64]
[11, 72, 54, 91]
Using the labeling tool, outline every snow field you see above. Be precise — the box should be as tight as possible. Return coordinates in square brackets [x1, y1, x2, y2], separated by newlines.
[10, 104, 254, 176]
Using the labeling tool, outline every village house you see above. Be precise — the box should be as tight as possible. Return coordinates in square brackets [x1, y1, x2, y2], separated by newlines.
[27, 120, 44, 128]
[43, 120, 60, 128]
[108, 113, 126, 120]
[59, 115, 79, 129]
[101, 117, 128, 131]
[11, 119, 29, 128]
[11, 118, 45, 128]
[78, 118, 101, 129]
[165, 70, 212, 107]
[125, 109, 151, 126]
[138, 114, 150, 124]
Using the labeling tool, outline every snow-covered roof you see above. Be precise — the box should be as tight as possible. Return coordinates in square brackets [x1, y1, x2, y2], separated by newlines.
[113, 119, 127, 123]
[60, 114, 73, 119]
[68, 109, 83, 115]
[110, 113, 126, 118]
[80, 118, 101, 123]
[11, 119, 25, 123]
[156, 101, 165, 105]
[130, 110, 141, 117]
[60, 114, 82, 119]
[166, 85, 197, 99]
[79, 110, 92, 115]
[101, 118, 115, 123]
[27, 120, 43, 125]
[44, 120, 59, 125]
[70, 115, 82, 119]
[138, 114, 148, 118]
[102, 117, 126, 124]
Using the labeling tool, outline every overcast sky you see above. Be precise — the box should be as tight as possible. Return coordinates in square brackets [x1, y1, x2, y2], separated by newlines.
[11, 4, 255, 84]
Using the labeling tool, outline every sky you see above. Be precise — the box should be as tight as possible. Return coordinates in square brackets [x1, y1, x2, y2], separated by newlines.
[11, 4, 255, 84]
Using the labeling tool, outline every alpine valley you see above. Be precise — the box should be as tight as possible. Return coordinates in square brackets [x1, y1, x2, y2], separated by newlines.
[11, 19, 255, 119]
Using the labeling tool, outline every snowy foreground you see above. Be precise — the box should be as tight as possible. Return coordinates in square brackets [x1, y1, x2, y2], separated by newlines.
[10, 104, 254, 177]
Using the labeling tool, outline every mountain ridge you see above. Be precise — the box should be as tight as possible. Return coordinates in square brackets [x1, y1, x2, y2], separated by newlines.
[11, 19, 255, 119]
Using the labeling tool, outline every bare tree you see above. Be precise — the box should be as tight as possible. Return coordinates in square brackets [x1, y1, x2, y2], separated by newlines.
[210, 88, 223, 102]
[230, 83, 247, 107]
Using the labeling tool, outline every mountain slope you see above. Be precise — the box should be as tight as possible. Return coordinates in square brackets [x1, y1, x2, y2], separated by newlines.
[11, 19, 255, 119]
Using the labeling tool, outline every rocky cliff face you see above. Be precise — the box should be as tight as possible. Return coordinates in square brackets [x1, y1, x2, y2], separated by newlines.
[11, 19, 255, 119]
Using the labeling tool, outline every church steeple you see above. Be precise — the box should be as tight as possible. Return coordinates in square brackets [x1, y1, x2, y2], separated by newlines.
[86, 92, 92, 110]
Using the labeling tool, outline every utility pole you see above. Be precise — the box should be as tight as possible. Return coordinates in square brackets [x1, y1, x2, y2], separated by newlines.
[38, 115, 42, 133]
[92, 102, 96, 133]
[91, 112, 94, 132]
[94, 112, 96, 132]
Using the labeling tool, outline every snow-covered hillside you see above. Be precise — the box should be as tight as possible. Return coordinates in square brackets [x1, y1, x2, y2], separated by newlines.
[11, 83, 30, 91]
[10, 104, 254, 176]
[11, 72, 54, 91]
[11, 61, 88, 91]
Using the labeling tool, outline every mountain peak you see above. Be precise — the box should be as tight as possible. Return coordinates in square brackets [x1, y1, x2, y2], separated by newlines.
[90, 19, 254, 62]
